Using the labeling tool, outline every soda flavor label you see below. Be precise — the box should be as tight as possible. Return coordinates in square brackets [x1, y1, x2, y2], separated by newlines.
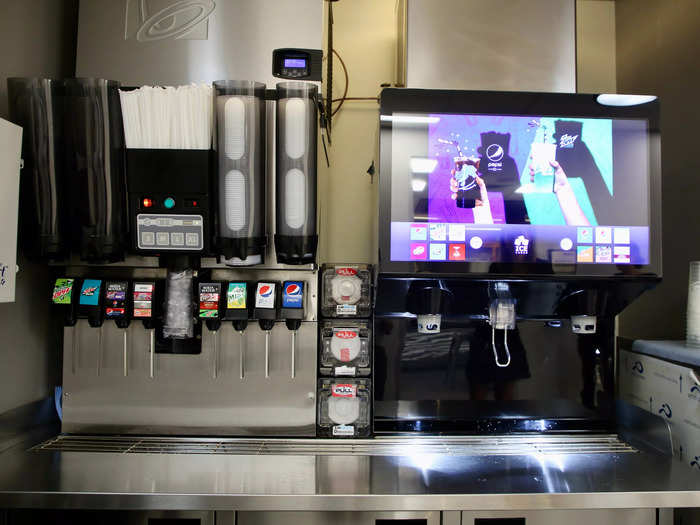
[336, 304, 357, 316]
[52, 278, 74, 305]
[133, 291, 152, 301]
[133, 308, 152, 318]
[134, 301, 152, 310]
[334, 330, 357, 339]
[227, 282, 247, 309]
[198, 283, 221, 318]
[282, 281, 304, 309]
[134, 283, 154, 293]
[331, 384, 357, 398]
[106, 307, 126, 318]
[335, 267, 358, 276]
[332, 425, 355, 436]
[79, 279, 102, 306]
[255, 283, 276, 309]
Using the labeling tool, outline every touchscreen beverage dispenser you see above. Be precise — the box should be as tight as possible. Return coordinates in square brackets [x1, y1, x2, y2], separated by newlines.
[213, 81, 266, 265]
[374, 88, 661, 435]
[7, 78, 68, 260]
[275, 82, 318, 264]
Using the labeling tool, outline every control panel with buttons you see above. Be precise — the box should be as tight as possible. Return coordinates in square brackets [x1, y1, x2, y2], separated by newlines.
[137, 214, 204, 251]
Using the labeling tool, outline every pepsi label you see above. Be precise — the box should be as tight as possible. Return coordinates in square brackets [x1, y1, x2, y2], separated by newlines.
[255, 282, 276, 309]
[282, 281, 304, 309]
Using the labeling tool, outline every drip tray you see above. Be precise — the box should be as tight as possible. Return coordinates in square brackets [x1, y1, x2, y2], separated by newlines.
[31, 434, 637, 456]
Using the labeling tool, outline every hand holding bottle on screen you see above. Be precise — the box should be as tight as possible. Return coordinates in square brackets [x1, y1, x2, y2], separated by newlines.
[528, 160, 590, 226]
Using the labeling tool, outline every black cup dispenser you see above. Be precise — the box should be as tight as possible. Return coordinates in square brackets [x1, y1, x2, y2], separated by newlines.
[274, 82, 318, 264]
[62, 78, 127, 263]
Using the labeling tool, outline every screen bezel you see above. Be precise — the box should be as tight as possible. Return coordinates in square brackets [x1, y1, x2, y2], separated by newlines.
[378, 88, 662, 277]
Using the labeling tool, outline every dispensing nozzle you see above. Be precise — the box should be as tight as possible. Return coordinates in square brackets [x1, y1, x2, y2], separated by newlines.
[225, 282, 251, 379]
[104, 281, 131, 377]
[198, 282, 223, 378]
[254, 282, 279, 379]
[488, 298, 516, 368]
[281, 281, 305, 378]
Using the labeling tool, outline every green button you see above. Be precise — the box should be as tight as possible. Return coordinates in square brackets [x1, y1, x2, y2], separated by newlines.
[164, 197, 175, 209]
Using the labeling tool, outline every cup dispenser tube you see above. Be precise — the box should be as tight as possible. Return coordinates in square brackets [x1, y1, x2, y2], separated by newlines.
[275, 82, 318, 264]
[7, 78, 68, 260]
[214, 81, 267, 265]
[62, 78, 127, 263]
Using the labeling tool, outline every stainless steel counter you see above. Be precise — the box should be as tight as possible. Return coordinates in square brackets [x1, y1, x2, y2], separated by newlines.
[1, 434, 700, 510]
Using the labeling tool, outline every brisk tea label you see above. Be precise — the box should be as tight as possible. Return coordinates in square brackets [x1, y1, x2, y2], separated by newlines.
[331, 384, 357, 398]
[132, 282, 154, 318]
[198, 283, 221, 318]
[255, 283, 276, 309]
[104, 282, 128, 319]
[52, 278, 74, 305]
[79, 279, 102, 306]
[335, 267, 357, 276]
[227, 282, 247, 309]
[282, 281, 303, 309]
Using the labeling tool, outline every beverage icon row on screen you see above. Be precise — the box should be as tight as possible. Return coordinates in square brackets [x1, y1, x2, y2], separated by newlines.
[578, 226, 630, 245]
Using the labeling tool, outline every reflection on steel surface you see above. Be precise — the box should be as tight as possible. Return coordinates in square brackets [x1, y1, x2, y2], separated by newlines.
[124, 0, 215, 41]
[32, 434, 637, 456]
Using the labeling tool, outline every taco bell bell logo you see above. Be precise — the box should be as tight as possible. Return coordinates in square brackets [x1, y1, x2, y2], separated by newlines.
[125, 0, 215, 42]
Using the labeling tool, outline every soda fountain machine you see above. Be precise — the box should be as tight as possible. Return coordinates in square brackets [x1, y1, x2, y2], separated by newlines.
[373, 88, 662, 436]
[7, 71, 323, 436]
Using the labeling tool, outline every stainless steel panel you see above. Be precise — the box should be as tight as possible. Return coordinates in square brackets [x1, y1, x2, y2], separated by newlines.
[32, 434, 638, 456]
[406, 0, 576, 92]
[60, 319, 317, 435]
[2, 443, 700, 510]
[461, 509, 655, 525]
[238, 511, 440, 525]
[76, 0, 323, 86]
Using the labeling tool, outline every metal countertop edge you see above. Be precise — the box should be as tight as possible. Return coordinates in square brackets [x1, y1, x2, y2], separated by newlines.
[1, 491, 699, 511]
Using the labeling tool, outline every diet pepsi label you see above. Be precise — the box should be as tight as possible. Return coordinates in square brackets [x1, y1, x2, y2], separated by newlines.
[282, 281, 304, 309]
[255, 282, 276, 309]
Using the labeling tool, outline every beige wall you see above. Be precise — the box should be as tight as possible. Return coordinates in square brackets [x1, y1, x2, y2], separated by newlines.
[0, 0, 77, 414]
[318, 0, 397, 264]
[576, 0, 616, 93]
[616, 0, 700, 339]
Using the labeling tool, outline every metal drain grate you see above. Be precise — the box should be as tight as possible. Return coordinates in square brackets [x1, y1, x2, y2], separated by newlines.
[31, 434, 637, 456]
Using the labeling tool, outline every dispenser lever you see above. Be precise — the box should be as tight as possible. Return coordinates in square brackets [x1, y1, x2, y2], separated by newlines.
[291, 330, 296, 379]
[239, 331, 245, 379]
[123, 330, 128, 377]
[149, 329, 155, 379]
[492, 326, 512, 368]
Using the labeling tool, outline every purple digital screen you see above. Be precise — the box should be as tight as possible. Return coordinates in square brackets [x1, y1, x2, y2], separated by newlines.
[284, 58, 307, 68]
[387, 112, 652, 265]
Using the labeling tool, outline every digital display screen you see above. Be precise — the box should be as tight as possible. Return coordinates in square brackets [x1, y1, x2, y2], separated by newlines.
[284, 58, 307, 69]
[386, 112, 653, 267]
